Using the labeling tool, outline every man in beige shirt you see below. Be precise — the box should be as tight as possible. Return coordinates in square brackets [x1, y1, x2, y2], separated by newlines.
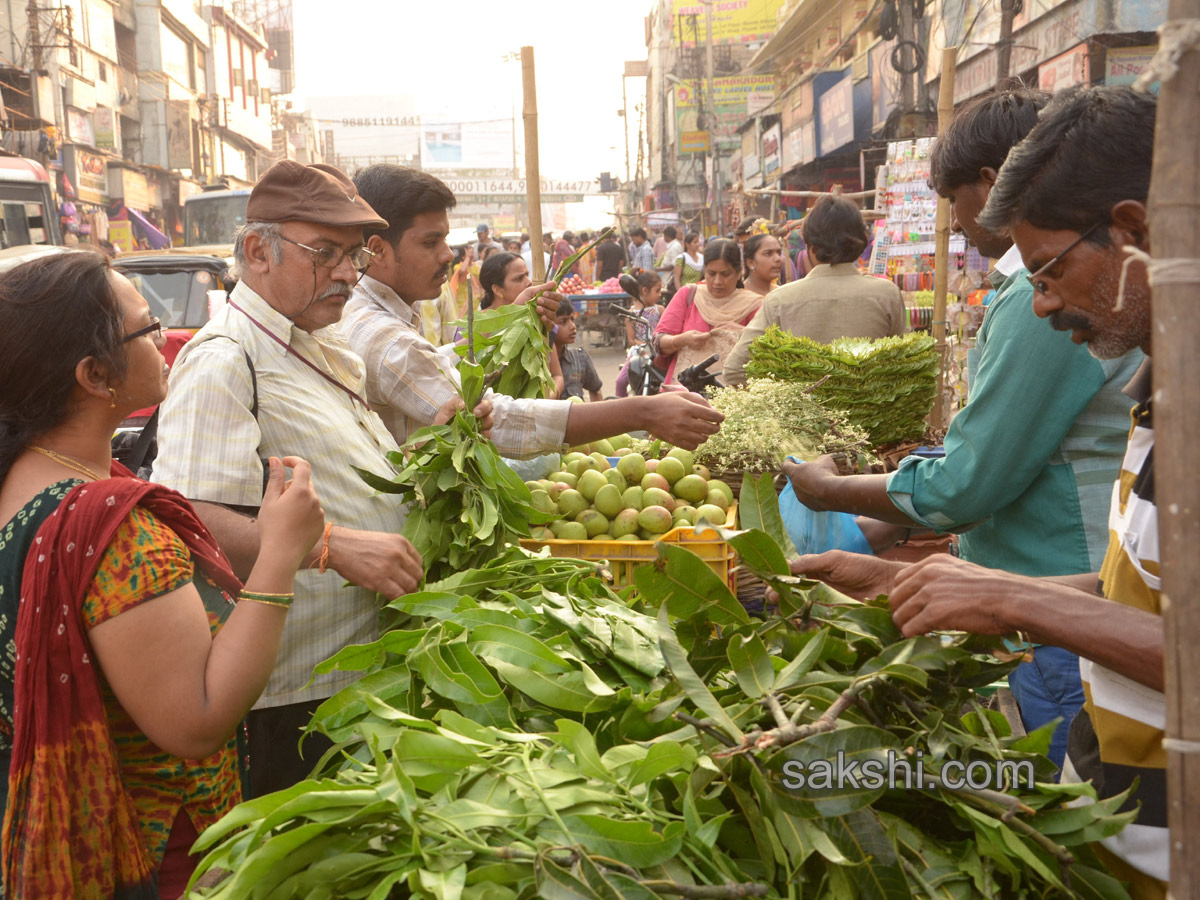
[725, 196, 906, 385]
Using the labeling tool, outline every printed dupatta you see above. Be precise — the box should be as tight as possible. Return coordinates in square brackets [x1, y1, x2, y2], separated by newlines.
[2, 467, 241, 899]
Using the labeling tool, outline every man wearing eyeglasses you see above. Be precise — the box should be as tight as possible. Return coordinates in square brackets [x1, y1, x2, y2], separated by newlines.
[780, 86, 1144, 770]
[154, 161, 426, 797]
[801, 86, 1166, 897]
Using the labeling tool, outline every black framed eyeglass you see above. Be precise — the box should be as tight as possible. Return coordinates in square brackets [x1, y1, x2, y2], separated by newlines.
[1025, 222, 1106, 295]
[123, 318, 163, 343]
[279, 235, 375, 270]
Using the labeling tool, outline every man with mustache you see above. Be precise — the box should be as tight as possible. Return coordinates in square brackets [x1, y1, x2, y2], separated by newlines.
[780, 86, 1144, 768]
[340, 164, 726, 456]
[154, 161, 425, 796]
[799, 86, 1166, 897]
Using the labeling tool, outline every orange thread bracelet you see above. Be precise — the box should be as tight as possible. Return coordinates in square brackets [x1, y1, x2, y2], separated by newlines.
[318, 522, 334, 574]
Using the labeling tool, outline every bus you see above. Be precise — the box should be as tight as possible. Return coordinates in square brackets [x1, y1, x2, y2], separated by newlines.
[182, 187, 250, 246]
[0, 157, 60, 248]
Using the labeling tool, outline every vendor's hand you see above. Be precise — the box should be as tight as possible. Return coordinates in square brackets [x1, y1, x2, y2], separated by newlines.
[782, 454, 842, 512]
[889, 555, 1022, 638]
[433, 395, 495, 437]
[642, 391, 724, 450]
[774, 550, 908, 602]
[326, 527, 424, 600]
[514, 281, 561, 328]
[256, 457, 325, 572]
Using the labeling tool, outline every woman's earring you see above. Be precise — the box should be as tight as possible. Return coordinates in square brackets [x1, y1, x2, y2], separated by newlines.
[107, 387, 117, 408]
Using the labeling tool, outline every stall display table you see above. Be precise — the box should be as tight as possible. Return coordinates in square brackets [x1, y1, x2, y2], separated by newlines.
[569, 292, 632, 349]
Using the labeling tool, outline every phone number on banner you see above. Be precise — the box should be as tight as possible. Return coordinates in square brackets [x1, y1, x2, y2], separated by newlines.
[443, 178, 596, 196]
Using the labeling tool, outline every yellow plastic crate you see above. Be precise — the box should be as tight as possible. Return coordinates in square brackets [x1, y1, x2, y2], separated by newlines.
[520, 504, 738, 590]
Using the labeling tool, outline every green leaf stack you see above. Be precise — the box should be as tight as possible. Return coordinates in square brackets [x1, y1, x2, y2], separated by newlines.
[745, 327, 939, 446]
[190, 497, 1135, 898]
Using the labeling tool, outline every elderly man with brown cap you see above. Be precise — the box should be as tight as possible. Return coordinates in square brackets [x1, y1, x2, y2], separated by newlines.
[154, 161, 427, 796]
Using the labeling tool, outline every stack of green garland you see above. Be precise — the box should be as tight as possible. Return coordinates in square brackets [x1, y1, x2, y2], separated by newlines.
[745, 327, 939, 446]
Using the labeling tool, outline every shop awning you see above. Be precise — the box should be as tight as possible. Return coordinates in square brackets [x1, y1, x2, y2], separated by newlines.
[127, 206, 170, 250]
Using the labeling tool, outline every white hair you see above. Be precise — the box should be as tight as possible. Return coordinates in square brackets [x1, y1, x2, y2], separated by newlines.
[230, 221, 284, 280]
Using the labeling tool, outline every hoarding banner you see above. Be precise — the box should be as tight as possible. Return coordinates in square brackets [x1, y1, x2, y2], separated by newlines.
[741, 128, 760, 181]
[70, 147, 109, 205]
[421, 119, 516, 170]
[680, 130, 710, 153]
[670, 0, 786, 46]
[94, 106, 116, 149]
[439, 177, 596, 197]
[674, 75, 776, 151]
[782, 122, 815, 172]
[818, 75, 854, 157]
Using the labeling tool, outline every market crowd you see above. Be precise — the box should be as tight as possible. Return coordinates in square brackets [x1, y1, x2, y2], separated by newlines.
[0, 83, 1170, 900]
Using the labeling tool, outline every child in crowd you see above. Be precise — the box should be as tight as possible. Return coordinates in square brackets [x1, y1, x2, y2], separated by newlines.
[554, 298, 603, 401]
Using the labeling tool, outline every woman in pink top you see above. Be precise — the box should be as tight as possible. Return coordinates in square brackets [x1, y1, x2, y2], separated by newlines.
[653, 238, 763, 384]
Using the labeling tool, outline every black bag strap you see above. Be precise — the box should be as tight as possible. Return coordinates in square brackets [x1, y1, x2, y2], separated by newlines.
[126, 406, 159, 473]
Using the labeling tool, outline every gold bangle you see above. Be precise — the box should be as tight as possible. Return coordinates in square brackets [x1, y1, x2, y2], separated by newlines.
[239, 590, 294, 609]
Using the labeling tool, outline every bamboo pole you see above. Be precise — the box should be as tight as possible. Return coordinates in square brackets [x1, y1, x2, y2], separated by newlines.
[1147, 10, 1200, 896]
[521, 46, 545, 282]
[930, 46, 958, 433]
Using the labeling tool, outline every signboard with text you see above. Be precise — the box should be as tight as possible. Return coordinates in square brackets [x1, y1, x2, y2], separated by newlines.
[761, 122, 782, 180]
[680, 130, 710, 153]
[670, 0, 786, 46]
[1038, 43, 1089, 91]
[674, 75, 776, 151]
[818, 75, 854, 157]
[1105, 45, 1157, 88]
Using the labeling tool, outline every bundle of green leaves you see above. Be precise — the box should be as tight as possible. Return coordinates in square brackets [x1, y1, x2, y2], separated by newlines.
[454, 229, 614, 400]
[353, 361, 547, 585]
[745, 328, 939, 447]
[690, 377, 873, 474]
[189, 476, 1133, 900]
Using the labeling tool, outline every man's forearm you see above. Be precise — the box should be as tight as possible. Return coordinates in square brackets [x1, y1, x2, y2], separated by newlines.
[564, 395, 652, 445]
[827, 473, 921, 525]
[1045, 572, 1102, 593]
[193, 499, 322, 581]
[1006, 587, 1164, 692]
[192, 500, 262, 580]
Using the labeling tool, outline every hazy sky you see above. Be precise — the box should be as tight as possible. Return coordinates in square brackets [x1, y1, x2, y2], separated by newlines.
[292, 0, 651, 185]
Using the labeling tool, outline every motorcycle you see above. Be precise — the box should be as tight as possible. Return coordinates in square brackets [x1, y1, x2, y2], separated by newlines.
[613, 275, 724, 398]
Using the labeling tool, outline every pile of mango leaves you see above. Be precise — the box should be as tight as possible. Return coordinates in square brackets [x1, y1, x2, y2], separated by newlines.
[188, 477, 1134, 900]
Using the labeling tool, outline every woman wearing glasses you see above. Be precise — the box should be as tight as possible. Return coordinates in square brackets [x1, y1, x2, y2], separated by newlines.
[0, 250, 325, 897]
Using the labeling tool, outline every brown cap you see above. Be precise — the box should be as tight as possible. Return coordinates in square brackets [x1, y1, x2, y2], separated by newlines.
[246, 161, 387, 229]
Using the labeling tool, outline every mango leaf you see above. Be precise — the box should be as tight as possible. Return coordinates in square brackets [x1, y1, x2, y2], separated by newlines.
[738, 472, 798, 559]
[656, 605, 744, 742]
[773, 628, 828, 691]
[635, 544, 749, 626]
[548, 816, 685, 869]
[625, 740, 697, 787]
[770, 726, 899, 817]
[534, 853, 607, 900]
[694, 523, 790, 578]
[552, 719, 613, 783]
[726, 633, 775, 698]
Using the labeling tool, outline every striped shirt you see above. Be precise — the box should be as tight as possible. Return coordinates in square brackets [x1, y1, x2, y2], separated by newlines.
[340, 275, 571, 456]
[154, 281, 408, 709]
[1063, 360, 1166, 895]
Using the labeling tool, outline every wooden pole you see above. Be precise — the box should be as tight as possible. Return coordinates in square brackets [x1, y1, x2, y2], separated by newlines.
[521, 46, 545, 282]
[931, 46, 957, 433]
[1147, 10, 1200, 896]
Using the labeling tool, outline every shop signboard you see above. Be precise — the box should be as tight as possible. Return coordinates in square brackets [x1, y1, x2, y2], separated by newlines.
[110, 167, 150, 211]
[674, 75, 776, 152]
[1038, 43, 1089, 91]
[761, 122, 782, 180]
[680, 130, 710, 153]
[94, 106, 116, 149]
[670, 0, 786, 46]
[780, 81, 813, 134]
[69, 146, 109, 205]
[800, 119, 816, 165]
[817, 74, 854, 157]
[1105, 45, 1157, 88]
[108, 219, 134, 253]
[741, 127, 760, 182]
[166, 101, 193, 170]
[66, 107, 94, 146]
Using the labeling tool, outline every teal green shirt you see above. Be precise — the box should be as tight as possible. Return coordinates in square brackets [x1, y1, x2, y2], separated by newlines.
[886, 267, 1143, 577]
